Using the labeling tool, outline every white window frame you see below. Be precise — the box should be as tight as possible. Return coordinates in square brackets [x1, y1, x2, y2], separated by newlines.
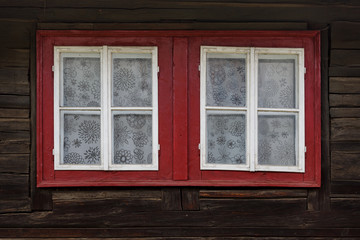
[53, 46, 159, 171]
[200, 46, 305, 173]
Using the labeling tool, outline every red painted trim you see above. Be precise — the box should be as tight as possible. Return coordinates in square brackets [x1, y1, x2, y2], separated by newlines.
[173, 38, 189, 181]
[36, 30, 321, 187]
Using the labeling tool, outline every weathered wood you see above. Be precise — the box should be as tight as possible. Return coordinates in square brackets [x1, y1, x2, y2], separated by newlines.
[330, 77, 360, 93]
[0, 173, 29, 199]
[0, 198, 31, 213]
[200, 189, 307, 198]
[332, 22, 360, 49]
[0, 48, 29, 68]
[0, 119, 30, 131]
[0, 95, 30, 108]
[330, 50, 360, 67]
[331, 118, 360, 141]
[331, 198, 360, 211]
[182, 188, 200, 211]
[38, 22, 308, 30]
[0, 21, 32, 49]
[53, 189, 162, 200]
[0, 154, 29, 174]
[0, 83, 29, 95]
[0, 0, 44, 7]
[331, 151, 360, 180]
[329, 67, 360, 77]
[200, 198, 307, 212]
[331, 141, 360, 152]
[1, 227, 360, 238]
[0, 131, 30, 154]
[0, 68, 29, 84]
[319, 27, 330, 211]
[329, 94, 360, 107]
[331, 181, 360, 195]
[307, 189, 319, 211]
[162, 188, 182, 211]
[330, 108, 360, 118]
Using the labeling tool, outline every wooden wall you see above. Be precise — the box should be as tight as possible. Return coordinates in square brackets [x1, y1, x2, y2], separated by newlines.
[0, 0, 360, 238]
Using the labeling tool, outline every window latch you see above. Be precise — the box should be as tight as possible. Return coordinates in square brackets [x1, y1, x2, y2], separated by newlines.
[52, 66, 55, 72]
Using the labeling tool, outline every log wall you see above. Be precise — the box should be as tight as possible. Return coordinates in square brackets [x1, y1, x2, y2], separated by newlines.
[0, 0, 359, 238]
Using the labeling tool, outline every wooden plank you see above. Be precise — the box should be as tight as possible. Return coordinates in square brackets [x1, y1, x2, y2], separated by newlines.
[182, 188, 200, 211]
[53, 189, 162, 200]
[0, 95, 30, 108]
[329, 67, 360, 77]
[0, 154, 29, 174]
[330, 50, 360, 67]
[332, 22, 360, 49]
[0, 83, 29, 95]
[331, 151, 360, 180]
[200, 189, 307, 198]
[331, 141, 360, 152]
[329, 94, 360, 107]
[0, 119, 30, 131]
[331, 181, 360, 195]
[0, 8, 42, 21]
[0, 21, 32, 49]
[331, 118, 360, 141]
[38, 6, 360, 23]
[0, 139, 30, 153]
[0, 173, 29, 199]
[330, 108, 360, 118]
[162, 188, 182, 211]
[319, 28, 330, 211]
[0, 198, 31, 213]
[0, 108, 29, 118]
[331, 198, 360, 211]
[38, 22, 308, 30]
[0, 0, 44, 7]
[0, 48, 29, 68]
[200, 198, 307, 212]
[0, 68, 29, 84]
[307, 189, 319, 211]
[173, 37, 188, 181]
[330, 77, 360, 93]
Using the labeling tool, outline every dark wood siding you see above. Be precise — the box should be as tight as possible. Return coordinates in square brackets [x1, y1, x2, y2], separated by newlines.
[0, 0, 359, 238]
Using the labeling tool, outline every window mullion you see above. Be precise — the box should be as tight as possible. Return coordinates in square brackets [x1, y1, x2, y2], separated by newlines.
[102, 46, 109, 171]
[249, 47, 256, 172]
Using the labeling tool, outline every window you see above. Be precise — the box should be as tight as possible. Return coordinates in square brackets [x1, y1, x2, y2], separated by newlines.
[53, 46, 158, 171]
[37, 30, 320, 187]
[200, 47, 305, 173]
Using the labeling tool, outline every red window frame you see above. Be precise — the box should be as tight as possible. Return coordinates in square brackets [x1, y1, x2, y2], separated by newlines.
[37, 30, 321, 187]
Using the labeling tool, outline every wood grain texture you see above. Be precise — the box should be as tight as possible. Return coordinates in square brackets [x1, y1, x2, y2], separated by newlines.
[0, 154, 29, 173]
[331, 152, 360, 180]
[0, 95, 30, 109]
[330, 94, 360, 107]
[331, 118, 360, 141]
[331, 181, 360, 195]
[0, 119, 30, 131]
[0, 174, 29, 199]
[200, 189, 307, 198]
[330, 50, 360, 67]
[0, 48, 29, 68]
[332, 21, 360, 49]
[330, 77, 360, 93]
[330, 108, 360, 118]
[162, 188, 182, 211]
[0, 198, 31, 213]
[182, 188, 200, 211]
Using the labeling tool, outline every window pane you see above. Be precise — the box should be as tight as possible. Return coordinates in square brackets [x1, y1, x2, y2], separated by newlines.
[258, 58, 296, 108]
[62, 113, 101, 165]
[112, 54, 152, 107]
[112, 113, 152, 165]
[62, 55, 101, 107]
[206, 113, 246, 164]
[206, 56, 246, 107]
[258, 114, 297, 166]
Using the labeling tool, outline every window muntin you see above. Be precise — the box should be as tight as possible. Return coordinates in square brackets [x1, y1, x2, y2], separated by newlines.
[200, 46, 305, 172]
[54, 46, 158, 171]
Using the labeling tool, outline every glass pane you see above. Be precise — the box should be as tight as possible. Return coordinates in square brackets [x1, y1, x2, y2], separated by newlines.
[62, 54, 101, 107]
[206, 56, 246, 107]
[258, 58, 296, 108]
[206, 113, 246, 164]
[62, 113, 101, 165]
[112, 54, 152, 107]
[113, 113, 152, 165]
[258, 114, 297, 166]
